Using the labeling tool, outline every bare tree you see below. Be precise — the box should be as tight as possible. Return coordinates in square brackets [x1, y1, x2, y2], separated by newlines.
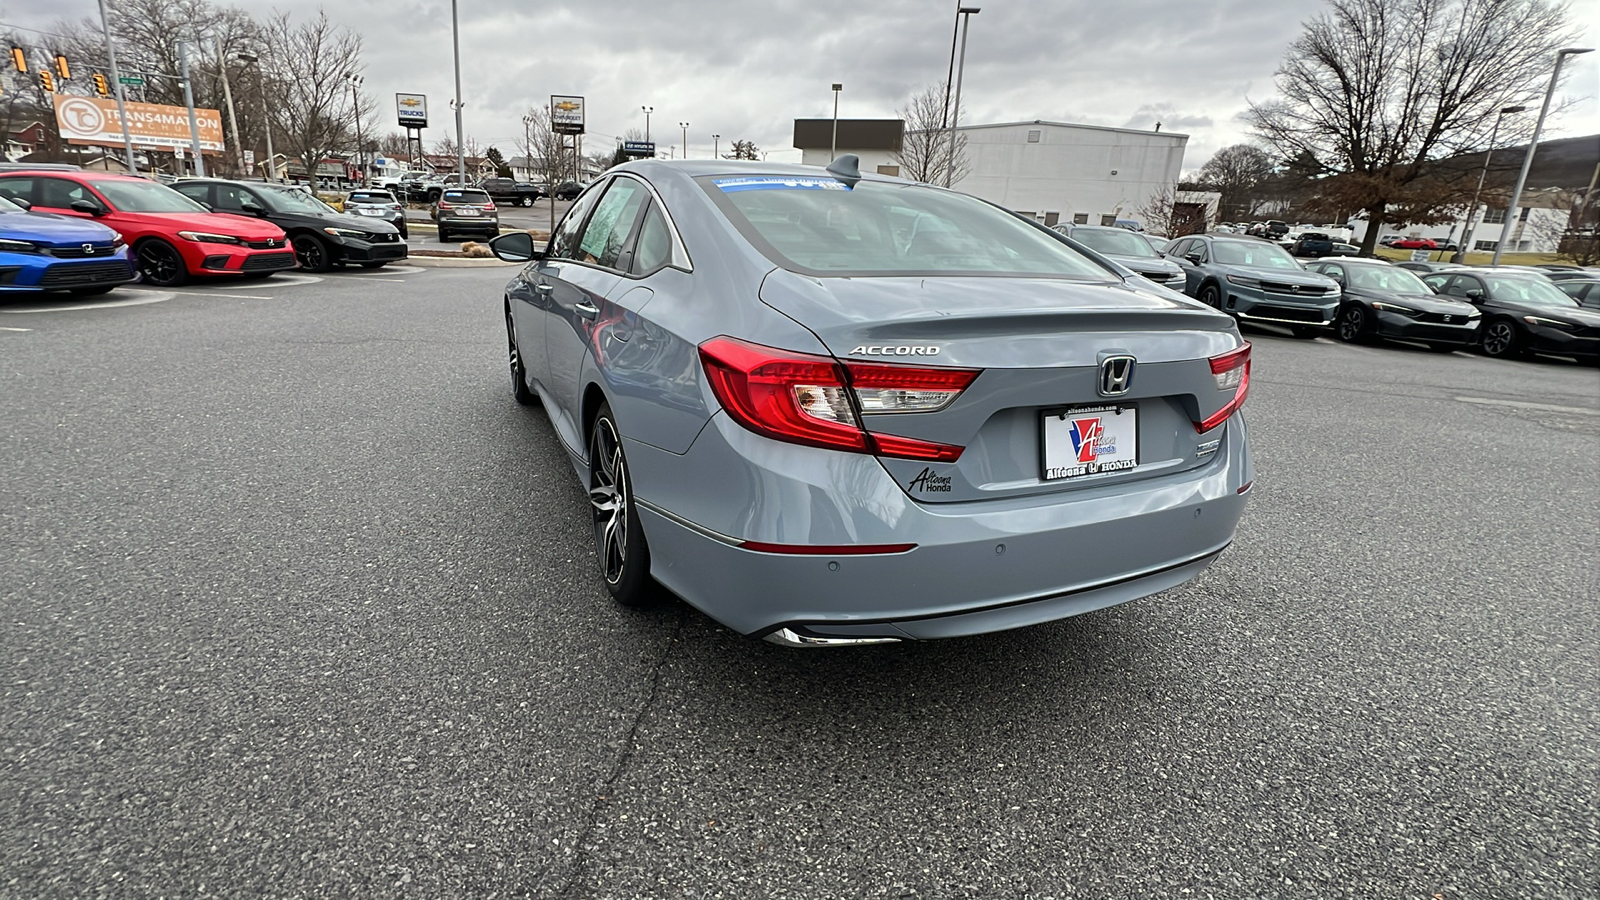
[1138, 185, 1207, 238]
[723, 139, 759, 161]
[433, 134, 458, 160]
[259, 11, 364, 189]
[891, 82, 967, 185]
[1197, 144, 1276, 220]
[516, 105, 574, 186]
[1246, 0, 1577, 254]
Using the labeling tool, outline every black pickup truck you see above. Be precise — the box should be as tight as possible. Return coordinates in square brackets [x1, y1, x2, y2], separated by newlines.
[477, 178, 542, 207]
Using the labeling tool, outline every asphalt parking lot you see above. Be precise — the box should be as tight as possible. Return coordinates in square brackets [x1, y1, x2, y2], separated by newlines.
[2, 270, 1596, 898]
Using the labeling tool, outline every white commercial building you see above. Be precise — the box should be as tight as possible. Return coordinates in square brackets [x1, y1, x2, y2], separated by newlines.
[949, 121, 1189, 228]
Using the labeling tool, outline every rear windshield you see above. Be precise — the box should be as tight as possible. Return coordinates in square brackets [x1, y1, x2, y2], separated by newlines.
[700, 176, 1112, 278]
[443, 190, 489, 203]
[1069, 228, 1160, 258]
[348, 191, 394, 202]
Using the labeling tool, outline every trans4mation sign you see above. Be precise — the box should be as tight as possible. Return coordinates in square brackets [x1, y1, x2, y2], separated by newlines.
[1041, 405, 1138, 480]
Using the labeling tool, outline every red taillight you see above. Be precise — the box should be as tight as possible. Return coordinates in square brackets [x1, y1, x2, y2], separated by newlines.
[437, 200, 452, 210]
[698, 336, 975, 461]
[1196, 341, 1251, 433]
[483, 200, 496, 210]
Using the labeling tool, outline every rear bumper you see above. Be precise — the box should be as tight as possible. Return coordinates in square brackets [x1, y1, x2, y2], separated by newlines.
[629, 409, 1252, 639]
[437, 215, 499, 233]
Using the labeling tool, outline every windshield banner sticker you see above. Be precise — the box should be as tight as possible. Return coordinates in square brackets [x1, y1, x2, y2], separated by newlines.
[713, 177, 851, 193]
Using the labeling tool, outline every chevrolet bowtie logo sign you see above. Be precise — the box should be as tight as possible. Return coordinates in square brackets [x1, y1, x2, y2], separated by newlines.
[554, 101, 579, 112]
[400, 98, 421, 107]
[549, 95, 585, 134]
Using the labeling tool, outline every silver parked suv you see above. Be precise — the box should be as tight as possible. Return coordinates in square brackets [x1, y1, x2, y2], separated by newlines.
[431, 188, 499, 242]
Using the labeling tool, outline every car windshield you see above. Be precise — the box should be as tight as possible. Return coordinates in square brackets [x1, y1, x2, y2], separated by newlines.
[1211, 240, 1300, 269]
[1070, 228, 1160, 258]
[1487, 275, 1579, 307]
[348, 191, 394, 203]
[259, 187, 337, 215]
[92, 179, 209, 213]
[702, 176, 1113, 278]
[1347, 265, 1432, 294]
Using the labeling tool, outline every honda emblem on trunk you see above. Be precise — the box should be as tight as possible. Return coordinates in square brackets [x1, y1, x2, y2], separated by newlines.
[1099, 355, 1135, 396]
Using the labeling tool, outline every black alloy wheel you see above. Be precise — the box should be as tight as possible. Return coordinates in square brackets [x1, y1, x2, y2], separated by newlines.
[1481, 319, 1523, 359]
[1335, 305, 1370, 343]
[292, 234, 333, 272]
[588, 403, 652, 607]
[1197, 283, 1222, 308]
[135, 239, 188, 287]
[506, 309, 536, 406]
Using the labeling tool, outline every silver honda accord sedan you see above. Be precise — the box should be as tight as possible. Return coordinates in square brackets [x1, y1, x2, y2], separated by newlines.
[489, 158, 1253, 646]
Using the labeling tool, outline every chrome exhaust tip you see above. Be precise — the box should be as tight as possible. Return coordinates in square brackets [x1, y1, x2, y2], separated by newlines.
[764, 628, 903, 648]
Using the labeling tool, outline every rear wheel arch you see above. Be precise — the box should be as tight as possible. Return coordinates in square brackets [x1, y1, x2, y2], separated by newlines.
[581, 382, 611, 462]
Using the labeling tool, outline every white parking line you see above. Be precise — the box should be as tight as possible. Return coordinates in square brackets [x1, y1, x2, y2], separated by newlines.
[124, 288, 274, 300]
[1455, 396, 1600, 416]
[0, 291, 178, 312]
[0, 325, 32, 331]
[217, 274, 322, 290]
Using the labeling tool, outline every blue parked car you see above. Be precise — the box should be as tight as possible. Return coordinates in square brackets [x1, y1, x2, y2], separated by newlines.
[0, 195, 136, 295]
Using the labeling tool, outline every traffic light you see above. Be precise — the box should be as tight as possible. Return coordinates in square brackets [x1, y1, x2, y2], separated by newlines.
[93, 73, 109, 97]
[39, 71, 54, 93]
[10, 47, 26, 73]
[55, 54, 69, 80]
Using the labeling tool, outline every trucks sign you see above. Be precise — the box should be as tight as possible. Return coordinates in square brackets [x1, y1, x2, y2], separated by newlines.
[396, 93, 427, 129]
[551, 95, 585, 135]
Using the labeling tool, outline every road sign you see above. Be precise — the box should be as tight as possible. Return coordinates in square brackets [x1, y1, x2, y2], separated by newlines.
[551, 95, 584, 135]
[118, 76, 143, 85]
[622, 140, 655, 158]
[1410, 249, 1431, 262]
[396, 93, 427, 129]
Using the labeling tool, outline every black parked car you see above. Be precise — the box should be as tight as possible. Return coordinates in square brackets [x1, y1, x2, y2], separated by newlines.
[552, 181, 584, 201]
[1307, 258, 1480, 351]
[1554, 277, 1600, 310]
[173, 179, 407, 272]
[1394, 260, 1459, 275]
[1420, 267, 1600, 362]
[479, 177, 542, 207]
[1049, 223, 1185, 289]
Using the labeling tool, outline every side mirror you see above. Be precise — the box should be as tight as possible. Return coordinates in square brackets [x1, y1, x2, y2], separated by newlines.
[69, 199, 105, 216]
[489, 231, 543, 263]
[11, 198, 31, 211]
[1185, 251, 1203, 265]
[1465, 289, 1485, 302]
[240, 203, 266, 217]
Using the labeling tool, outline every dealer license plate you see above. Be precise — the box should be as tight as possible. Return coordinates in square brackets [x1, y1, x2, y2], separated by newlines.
[1041, 404, 1138, 480]
[458, 208, 481, 217]
[355, 208, 384, 216]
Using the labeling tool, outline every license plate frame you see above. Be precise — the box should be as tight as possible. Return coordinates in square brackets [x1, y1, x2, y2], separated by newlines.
[1040, 404, 1139, 481]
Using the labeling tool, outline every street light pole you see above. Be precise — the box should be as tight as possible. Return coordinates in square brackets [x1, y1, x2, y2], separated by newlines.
[680, 122, 689, 160]
[176, 39, 206, 176]
[97, 0, 139, 175]
[830, 83, 842, 160]
[641, 105, 653, 142]
[450, 0, 466, 186]
[1493, 47, 1594, 265]
[214, 40, 246, 177]
[945, 7, 980, 187]
[1453, 105, 1525, 263]
[712, 133, 720, 160]
[236, 52, 274, 181]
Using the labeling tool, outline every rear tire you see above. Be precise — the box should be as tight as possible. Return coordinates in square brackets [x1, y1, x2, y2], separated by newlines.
[589, 403, 653, 607]
[506, 309, 536, 407]
[520, 196, 534, 207]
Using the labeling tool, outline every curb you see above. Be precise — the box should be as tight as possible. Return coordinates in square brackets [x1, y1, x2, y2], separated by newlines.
[405, 255, 517, 268]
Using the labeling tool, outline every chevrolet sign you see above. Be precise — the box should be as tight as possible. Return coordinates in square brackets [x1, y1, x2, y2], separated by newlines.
[396, 92, 428, 129]
[550, 94, 585, 135]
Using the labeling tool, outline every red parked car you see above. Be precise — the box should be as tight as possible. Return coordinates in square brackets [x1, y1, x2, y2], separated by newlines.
[0, 171, 297, 286]
[1389, 237, 1438, 250]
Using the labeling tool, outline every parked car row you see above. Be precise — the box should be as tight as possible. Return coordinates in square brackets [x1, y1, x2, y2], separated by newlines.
[1155, 232, 1598, 363]
[0, 169, 405, 289]
[377, 171, 588, 205]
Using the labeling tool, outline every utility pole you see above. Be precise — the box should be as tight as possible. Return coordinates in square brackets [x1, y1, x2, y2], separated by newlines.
[945, 7, 980, 188]
[1494, 47, 1594, 264]
[712, 133, 720, 160]
[641, 105, 653, 142]
[346, 73, 365, 185]
[680, 122, 688, 161]
[1453, 105, 1525, 263]
[831, 83, 842, 160]
[450, 0, 465, 186]
[96, 0, 138, 175]
[215, 40, 244, 176]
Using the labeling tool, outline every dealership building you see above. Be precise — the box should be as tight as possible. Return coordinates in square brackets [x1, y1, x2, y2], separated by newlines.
[794, 118, 1190, 228]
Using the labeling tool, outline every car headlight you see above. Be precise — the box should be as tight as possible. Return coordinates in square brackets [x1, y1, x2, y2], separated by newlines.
[323, 227, 366, 237]
[1226, 275, 1261, 288]
[177, 231, 242, 244]
[111, 233, 126, 249]
[0, 238, 38, 253]
[1371, 301, 1421, 316]
[1523, 315, 1574, 331]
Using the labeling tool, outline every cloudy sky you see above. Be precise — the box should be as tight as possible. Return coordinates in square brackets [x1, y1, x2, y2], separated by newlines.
[5, 0, 1598, 169]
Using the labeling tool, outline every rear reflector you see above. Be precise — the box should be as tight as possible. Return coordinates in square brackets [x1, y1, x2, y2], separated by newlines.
[1196, 341, 1251, 433]
[699, 336, 975, 461]
[739, 541, 916, 555]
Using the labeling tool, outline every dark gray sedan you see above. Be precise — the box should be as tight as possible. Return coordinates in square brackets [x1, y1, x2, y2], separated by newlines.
[1051, 223, 1185, 290]
[489, 159, 1254, 645]
[1306, 258, 1480, 350]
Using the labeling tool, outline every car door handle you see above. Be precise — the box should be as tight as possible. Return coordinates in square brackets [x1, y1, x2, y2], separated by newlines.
[575, 301, 599, 320]
[534, 283, 553, 294]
